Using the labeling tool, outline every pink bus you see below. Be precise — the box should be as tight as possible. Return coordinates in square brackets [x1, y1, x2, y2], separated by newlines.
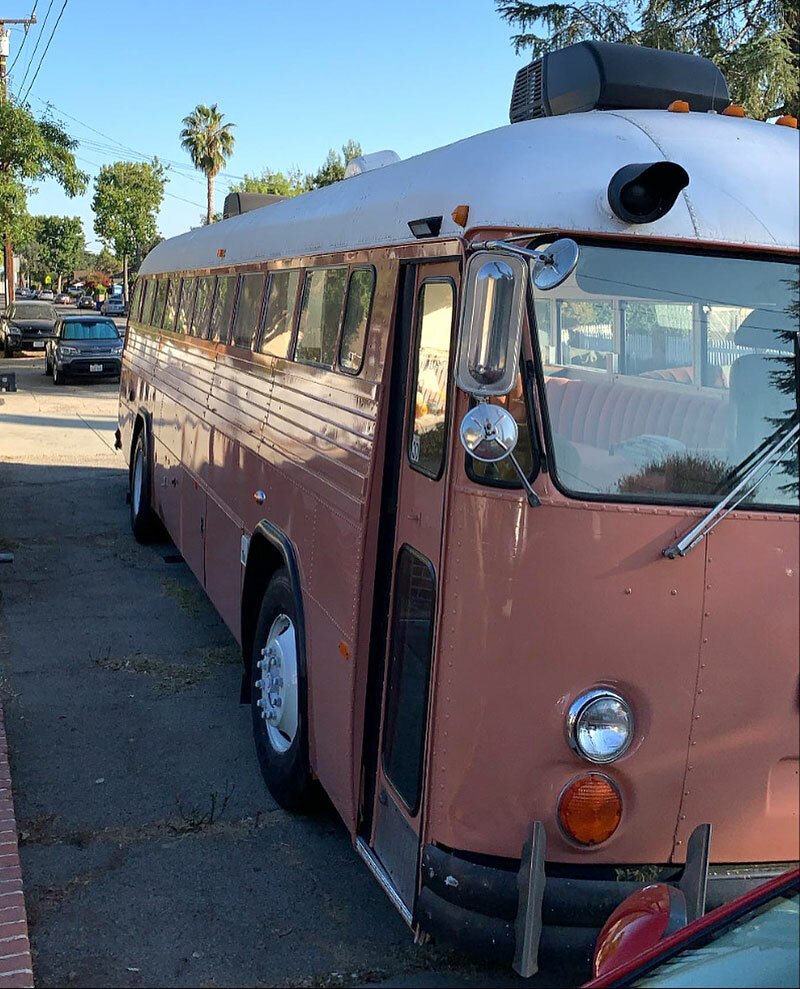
[117, 42, 799, 976]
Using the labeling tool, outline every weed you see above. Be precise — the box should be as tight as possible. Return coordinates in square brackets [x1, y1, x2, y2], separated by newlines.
[171, 783, 235, 834]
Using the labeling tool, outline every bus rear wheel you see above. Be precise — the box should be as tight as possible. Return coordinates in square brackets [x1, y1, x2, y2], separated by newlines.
[129, 428, 160, 543]
[251, 569, 317, 811]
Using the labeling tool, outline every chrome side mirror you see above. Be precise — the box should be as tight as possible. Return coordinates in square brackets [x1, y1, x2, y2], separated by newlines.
[460, 405, 540, 506]
[460, 403, 519, 461]
[531, 238, 580, 291]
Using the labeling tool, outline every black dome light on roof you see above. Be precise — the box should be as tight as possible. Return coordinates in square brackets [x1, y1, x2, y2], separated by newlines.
[509, 40, 731, 121]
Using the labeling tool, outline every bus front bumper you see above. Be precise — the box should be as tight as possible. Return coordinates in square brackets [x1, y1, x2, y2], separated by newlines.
[416, 825, 792, 977]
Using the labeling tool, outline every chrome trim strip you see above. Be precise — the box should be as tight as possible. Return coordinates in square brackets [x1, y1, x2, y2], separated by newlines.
[355, 837, 413, 927]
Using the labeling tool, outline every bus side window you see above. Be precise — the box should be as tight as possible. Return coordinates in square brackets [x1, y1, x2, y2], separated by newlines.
[231, 272, 266, 349]
[140, 279, 155, 326]
[339, 267, 375, 374]
[177, 277, 197, 335]
[191, 276, 214, 338]
[258, 270, 300, 358]
[409, 280, 455, 480]
[163, 279, 181, 333]
[295, 267, 347, 368]
[152, 278, 169, 328]
[209, 276, 236, 343]
[130, 280, 143, 322]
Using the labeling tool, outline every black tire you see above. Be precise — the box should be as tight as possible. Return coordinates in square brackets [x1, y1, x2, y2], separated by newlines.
[129, 428, 160, 543]
[3, 338, 13, 359]
[52, 363, 65, 385]
[44, 354, 52, 376]
[250, 569, 317, 811]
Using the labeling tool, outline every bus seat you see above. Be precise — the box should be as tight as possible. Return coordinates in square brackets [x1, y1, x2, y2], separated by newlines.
[544, 374, 728, 452]
[729, 310, 795, 460]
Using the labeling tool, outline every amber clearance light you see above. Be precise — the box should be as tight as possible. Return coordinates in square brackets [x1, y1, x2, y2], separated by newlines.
[558, 774, 622, 846]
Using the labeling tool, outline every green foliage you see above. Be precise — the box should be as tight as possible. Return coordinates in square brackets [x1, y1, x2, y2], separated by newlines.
[231, 167, 307, 197]
[232, 140, 363, 204]
[496, 0, 799, 117]
[180, 103, 235, 224]
[307, 140, 362, 189]
[92, 159, 166, 268]
[0, 101, 88, 244]
[31, 215, 86, 285]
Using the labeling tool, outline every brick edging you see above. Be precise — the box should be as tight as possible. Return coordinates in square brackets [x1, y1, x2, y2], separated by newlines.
[0, 709, 34, 988]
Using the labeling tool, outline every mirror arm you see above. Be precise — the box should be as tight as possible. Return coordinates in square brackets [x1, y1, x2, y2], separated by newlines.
[488, 423, 542, 508]
[508, 451, 542, 507]
[471, 239, 555, 267]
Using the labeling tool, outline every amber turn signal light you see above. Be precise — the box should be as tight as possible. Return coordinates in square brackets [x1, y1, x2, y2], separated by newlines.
[776, 115, 798, 129]
[722, 104, 746, 117]
[667, 100, 690, 113]
[558, 774, 623, 845]
[451, 204, 470, 228]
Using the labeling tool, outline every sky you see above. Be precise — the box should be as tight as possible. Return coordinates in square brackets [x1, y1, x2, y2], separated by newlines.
[4, 0, 530, 252]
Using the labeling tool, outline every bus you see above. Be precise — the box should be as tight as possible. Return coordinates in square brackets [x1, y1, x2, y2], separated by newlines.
[116, 41, 799, 977]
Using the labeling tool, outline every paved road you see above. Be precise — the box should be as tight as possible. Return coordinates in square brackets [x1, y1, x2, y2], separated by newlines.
[0, 354, 584, 988]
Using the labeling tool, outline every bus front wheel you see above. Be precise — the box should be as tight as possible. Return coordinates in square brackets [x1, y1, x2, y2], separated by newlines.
[129, 429, 160, 543]
[251, 570, 317, 811]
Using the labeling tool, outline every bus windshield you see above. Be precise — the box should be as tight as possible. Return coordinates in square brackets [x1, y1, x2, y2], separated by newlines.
[532, 246, 799, 510]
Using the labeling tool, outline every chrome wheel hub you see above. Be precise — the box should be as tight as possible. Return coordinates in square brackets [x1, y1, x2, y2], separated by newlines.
[256, 613, 298, 754]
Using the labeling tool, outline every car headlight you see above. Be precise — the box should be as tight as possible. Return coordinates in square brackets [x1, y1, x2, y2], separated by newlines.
[112, 343, 123, 353]
[567, 689, 633, 764]
[9, 326, 21, 336]
[59, 346, 79, 356]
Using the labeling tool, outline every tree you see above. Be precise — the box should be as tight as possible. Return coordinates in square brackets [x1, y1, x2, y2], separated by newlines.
[0, 101, 87, 296]
[33, 216, 86, 291]
[180, 104, 236, 224]
[495, 0, 799, 118]
[230, 167, 307, 198]
[307, 140, 362, 190]
[92, 160, 166, 301]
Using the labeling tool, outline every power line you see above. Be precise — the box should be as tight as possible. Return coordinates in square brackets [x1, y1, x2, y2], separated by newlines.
[21, 0, 67, 102]
[14, 0, 51, 94]
[73, 153, 208, 210]
[36, 96, 247, 184]
[7, 1, 39, 73]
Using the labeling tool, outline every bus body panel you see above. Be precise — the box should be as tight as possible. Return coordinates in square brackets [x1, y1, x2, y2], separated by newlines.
[426, 479, 707, 864]
[670, 517, 800, 861]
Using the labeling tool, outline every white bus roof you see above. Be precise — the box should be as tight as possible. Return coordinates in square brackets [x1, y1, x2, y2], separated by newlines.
[140, 110, 799, 276]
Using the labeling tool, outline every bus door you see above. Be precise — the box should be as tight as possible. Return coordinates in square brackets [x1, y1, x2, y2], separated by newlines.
[362, 260, 458, 916]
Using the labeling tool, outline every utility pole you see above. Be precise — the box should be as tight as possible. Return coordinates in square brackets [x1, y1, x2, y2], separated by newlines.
[1, 13, 37, 306]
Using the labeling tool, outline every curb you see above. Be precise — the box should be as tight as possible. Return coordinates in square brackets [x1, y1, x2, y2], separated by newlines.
[0, 711, 33, 988]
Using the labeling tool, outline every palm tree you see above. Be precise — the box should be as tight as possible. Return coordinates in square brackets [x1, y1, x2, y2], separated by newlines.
[179, 104, 236, 225]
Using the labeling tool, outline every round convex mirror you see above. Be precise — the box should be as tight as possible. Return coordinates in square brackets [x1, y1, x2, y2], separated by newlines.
[531, 238, 580, 291]
[460, 404, 519, 462]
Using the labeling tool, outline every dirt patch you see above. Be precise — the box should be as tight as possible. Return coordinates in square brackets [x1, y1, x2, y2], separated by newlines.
[91, 644, 237, 694]
[160, 576, 209, 618]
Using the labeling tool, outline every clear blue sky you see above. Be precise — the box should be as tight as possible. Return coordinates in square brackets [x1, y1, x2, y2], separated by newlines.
[5, 0, 529, 251]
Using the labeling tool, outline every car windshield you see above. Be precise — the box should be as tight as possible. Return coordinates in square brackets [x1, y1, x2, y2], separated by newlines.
[61, 321, 120, 340]
[632, 888, 799, 988]
[532, 246, 799, 511]
[14, 304, 56, 319]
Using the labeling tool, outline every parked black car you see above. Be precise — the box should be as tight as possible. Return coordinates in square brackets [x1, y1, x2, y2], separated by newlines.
[45, 315, 124, 384]
[0, 301, 59, 357]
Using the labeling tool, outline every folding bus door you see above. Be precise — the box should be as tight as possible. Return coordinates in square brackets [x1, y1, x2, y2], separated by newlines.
[361, 260, 458, 918]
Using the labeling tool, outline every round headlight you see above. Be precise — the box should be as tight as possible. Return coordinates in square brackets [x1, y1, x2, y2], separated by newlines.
[567, 689, 633, 764]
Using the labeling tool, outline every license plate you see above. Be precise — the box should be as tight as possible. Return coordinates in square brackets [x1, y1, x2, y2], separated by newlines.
[33, 341, 45, 348]
[89, 363, 103, 372]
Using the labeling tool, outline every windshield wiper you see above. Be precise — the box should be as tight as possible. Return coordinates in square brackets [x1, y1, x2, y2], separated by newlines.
[663, 419, 799, 559]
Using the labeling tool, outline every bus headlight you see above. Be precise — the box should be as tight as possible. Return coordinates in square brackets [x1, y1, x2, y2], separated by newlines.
[567, 689, 633, 764]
